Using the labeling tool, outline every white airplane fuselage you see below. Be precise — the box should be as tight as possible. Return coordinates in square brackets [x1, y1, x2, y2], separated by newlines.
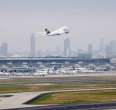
[36, 26, 70, 37]
[47, 27, 69, 36]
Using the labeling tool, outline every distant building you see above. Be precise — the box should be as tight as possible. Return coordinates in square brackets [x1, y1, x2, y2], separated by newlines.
[105, 40, 116, 57]
[110, 40, 116, 56]
[64, 38, 71, 57]
[30, 33, 36, 57]
[99, 38, 105, 54]
[88, 44, 93, 58]
[0, 43, 8, 56]
[78, 52, 92, 59]
[105, 45, 112, 58]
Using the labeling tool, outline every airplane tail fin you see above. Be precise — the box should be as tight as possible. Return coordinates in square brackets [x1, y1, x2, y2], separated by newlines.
[45, 28, 50, 34]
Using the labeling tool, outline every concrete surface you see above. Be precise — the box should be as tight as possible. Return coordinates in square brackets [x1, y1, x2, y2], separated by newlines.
[1, 88, 116, 109]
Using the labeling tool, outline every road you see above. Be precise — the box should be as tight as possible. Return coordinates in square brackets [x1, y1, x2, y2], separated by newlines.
[1, 72, 116, 85]
[1, 72, 116, 110]
[1, 88, 116, 110]
[6, 103, 116, 110]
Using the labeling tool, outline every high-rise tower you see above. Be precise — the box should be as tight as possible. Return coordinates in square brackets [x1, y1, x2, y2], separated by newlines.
[0, 43, 8, 56]
[64, 38, 71, 57]
[30, 33, 36, 57]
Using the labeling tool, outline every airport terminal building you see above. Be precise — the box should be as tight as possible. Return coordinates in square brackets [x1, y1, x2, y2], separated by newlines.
[0, 57, 110, 65]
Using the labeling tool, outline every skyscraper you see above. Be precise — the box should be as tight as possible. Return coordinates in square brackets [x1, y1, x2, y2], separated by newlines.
[64, 38, 71, 57]
[99, 38, 105, 54]
[30, 33, 36, 57]
[110, 40, 116, 56]
[105, 40, 116, 57]
[88, 44, 93, 58]
[105, 44, 112, 58]
[0, 43, 8, 56]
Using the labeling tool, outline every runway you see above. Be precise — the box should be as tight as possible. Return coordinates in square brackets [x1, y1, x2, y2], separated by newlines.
[1, 72, 116, 109]
[15, 73, 116, 85]
[1, 88, 116, 110]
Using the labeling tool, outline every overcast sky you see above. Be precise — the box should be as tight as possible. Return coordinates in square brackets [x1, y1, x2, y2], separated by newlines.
[0, 0, 116, 53]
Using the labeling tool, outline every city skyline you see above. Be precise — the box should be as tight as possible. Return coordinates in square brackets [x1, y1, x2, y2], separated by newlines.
[0, 37, 116, 58]
[0, 0, 115, 53]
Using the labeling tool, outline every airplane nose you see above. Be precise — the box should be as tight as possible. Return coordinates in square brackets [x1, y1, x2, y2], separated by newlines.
[63, 28, 70, 34]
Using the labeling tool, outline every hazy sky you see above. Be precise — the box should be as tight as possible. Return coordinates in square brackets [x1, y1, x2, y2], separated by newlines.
[0, 0, 116, 53]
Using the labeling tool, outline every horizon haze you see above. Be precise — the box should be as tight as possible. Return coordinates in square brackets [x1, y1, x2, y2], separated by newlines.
[0, 0, 116, 54]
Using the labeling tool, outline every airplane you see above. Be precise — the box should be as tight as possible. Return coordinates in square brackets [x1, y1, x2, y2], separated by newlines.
[36, 26, 70, 36]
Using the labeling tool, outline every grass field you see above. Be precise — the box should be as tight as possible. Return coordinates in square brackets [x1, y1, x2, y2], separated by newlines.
[1, 76, 116, 105]
[28, 90, 116, 105]
[0, 76, 116, 93]
[0, 82, 116, 93]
